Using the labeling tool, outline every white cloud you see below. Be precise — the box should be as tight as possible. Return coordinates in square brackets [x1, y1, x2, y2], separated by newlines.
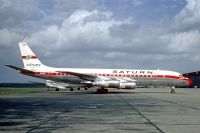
[174, 0, 200, 31]
[132, 0, 143, 7]
[29, 10, 133, 52]
[167, 30, 200, 53]
[0, 0, 42, 29]
[168, 0, 200, 62]
[54, 0, 98, 12]
[0, 29, 22, 48]
[29, 25, 59, 48]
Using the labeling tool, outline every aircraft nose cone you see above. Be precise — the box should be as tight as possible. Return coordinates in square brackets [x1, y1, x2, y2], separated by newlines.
[187, 78, 193, 86]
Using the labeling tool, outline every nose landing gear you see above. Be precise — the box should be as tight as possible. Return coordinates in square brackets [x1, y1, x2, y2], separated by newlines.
[170, 86, 175, 94]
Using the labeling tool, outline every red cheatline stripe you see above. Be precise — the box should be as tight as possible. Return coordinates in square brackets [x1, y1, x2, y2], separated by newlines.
[22, 56, 38, 59]
[22, 71, 193, 85]
[164, 75, 179, 79]
[28, 72, 186, 79]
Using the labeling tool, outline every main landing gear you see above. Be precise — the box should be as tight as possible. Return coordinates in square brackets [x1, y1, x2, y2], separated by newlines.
[96, 87, 108, 94]
[170, 86, 175, 94]
[69, 87, 74, 91]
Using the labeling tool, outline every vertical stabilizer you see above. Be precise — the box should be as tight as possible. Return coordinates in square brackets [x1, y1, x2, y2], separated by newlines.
[18, 42, 46, 70]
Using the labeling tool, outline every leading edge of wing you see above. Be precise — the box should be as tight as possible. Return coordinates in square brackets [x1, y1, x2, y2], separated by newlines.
[56, 70, 97, 81]
[56, 70, 137, 82]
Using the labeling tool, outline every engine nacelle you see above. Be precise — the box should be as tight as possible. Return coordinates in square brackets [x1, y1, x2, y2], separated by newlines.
[92, 80, 136, 89]
[92, 80, 120, 88]
[119, 82, 136, 89]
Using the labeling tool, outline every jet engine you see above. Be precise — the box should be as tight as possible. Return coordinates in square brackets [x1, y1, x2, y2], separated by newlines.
[92, 80, 136, 89]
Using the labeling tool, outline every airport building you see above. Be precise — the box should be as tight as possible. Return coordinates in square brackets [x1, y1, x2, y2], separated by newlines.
[183, 71, 200, 88]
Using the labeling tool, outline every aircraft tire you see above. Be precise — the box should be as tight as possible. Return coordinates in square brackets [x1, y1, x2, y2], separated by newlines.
[70, 88, 74, 91]
[96, 88, 108, 94]
[171, 89, 175, 94]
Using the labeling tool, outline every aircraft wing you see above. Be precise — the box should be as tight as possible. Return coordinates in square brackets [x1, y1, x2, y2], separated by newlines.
[57, 70, 137, 83]
[56, 70, 97, 81]
[5, 64, 34, 74]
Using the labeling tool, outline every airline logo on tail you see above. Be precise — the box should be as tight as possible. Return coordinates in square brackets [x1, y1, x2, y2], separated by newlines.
[22, 55, 38, 60]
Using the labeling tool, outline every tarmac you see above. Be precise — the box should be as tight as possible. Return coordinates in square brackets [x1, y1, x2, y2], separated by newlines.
[1, 87, 200, 133]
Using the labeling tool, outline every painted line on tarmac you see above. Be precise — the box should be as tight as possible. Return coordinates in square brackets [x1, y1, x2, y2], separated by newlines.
[139, 93, 200, 111]
[116, 94, 166, 133]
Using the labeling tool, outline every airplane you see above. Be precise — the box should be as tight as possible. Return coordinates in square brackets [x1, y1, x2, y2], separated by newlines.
[6, 42, 193, 94]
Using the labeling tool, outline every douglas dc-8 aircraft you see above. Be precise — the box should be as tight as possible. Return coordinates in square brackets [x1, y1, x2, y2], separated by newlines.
[6, 42, 193, 94]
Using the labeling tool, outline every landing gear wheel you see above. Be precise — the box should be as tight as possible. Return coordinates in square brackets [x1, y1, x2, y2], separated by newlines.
[70, 87, 74, 91]
[84, 87, 88, 90]
[104, 89, 108, 93]
[77, 87, 80, 90]
[96, 88, 108, 94]
[97, 89, 101, 94]
[55, 88, 59, 91]
[171, 89, 175, 94]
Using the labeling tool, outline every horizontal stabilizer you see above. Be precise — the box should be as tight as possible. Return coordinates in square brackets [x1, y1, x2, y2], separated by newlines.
[5, 64, 34, 74]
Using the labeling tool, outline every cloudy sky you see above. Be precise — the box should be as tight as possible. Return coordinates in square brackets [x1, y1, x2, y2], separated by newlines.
[1, 0, 200, 82]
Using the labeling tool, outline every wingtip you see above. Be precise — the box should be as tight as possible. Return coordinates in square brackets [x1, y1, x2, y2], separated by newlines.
[5, 64, 12, 67]
[5, 64, 20, 70]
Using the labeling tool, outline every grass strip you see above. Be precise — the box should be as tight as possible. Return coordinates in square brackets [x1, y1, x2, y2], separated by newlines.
[0, 87, 46, 95]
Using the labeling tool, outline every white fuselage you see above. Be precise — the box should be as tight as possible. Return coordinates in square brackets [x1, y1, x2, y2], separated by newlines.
[11, 42, 192, 90]
[24, 66, 192, 88]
